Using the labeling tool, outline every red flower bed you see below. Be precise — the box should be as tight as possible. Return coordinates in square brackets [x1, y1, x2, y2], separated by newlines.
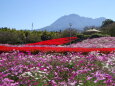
[0, 37, 115, 53]
[26, 37, 78, 45]
[0, 46, 115, 53]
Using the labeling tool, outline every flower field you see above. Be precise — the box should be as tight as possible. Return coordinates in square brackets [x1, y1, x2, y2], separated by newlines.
[26, 37, 78, 46]
[0, 51, 115, 86]
[0, 37, 115, 86]
[67, 37, 115, 48]
[0, 37, 115, 53]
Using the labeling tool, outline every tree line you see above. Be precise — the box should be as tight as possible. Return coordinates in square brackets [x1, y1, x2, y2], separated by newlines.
[0, 19, 115, 44]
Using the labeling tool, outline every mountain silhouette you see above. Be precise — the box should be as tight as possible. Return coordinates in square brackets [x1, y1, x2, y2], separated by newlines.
[38, 14, 106, 31]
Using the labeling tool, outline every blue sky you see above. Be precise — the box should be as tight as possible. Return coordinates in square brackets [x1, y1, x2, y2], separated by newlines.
[0, 0, 115, 30]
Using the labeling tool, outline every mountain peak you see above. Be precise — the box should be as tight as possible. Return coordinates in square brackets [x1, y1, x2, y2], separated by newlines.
[63, 14, 80, 17]
[69, 14, 80, 16]
[38, 14, 106, 31]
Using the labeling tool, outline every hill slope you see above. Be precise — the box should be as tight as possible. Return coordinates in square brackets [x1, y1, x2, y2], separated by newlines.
[38, 14, 106, 31]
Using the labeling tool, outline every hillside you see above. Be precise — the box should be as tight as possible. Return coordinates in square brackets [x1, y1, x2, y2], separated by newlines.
[38, 14, 106, 31]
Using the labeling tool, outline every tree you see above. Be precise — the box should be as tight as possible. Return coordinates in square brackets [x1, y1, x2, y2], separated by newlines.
[100, 23, 115, 36]
[41, 31, 52, 41]
[61, 28, 78, 37]
[101, 19, 114, 27]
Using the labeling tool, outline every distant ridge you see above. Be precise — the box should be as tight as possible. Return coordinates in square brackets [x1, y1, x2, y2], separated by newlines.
[38, 14, 106, 31]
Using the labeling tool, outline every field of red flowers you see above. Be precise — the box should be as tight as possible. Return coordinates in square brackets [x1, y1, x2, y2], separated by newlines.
[0, 46, 115, 53]
[26, 37, 77, 45]
[0, 37, 115, 53]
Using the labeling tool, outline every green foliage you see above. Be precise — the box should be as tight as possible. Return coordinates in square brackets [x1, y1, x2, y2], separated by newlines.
[41, 31, 52, 41]
[0, 31, 20, 44]
[61, 28, 78, 37]
[100, 23, 115, 36]
[0, 27, 61, 44]
[0, 28, 42, 44]
[89, 33, 106, 39]
[70, 34, 90, 43]
[101, 19, 114, 27]
[77, 34, 87, 39]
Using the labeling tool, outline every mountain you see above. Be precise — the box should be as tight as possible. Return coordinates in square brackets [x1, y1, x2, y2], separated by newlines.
[38, 14, 106, 31]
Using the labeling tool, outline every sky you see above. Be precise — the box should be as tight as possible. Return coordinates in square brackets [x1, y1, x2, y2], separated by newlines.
[0, 0, 115, 30]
